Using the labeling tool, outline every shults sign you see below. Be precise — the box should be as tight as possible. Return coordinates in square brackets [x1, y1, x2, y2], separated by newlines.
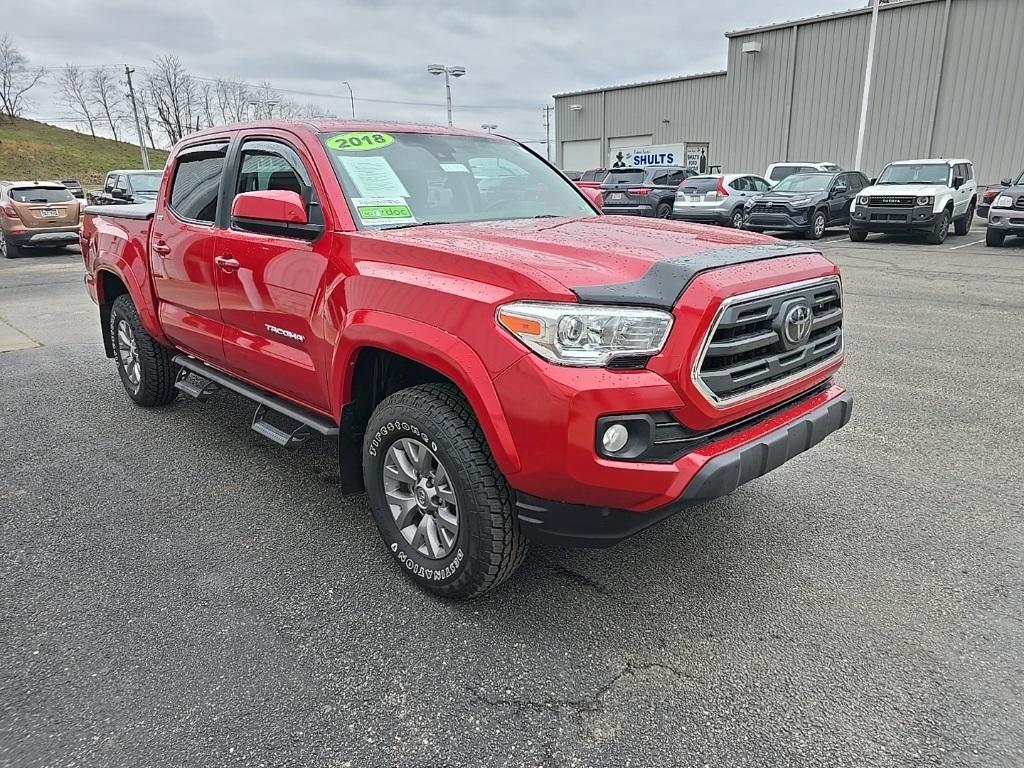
[609, 142, 710, 173]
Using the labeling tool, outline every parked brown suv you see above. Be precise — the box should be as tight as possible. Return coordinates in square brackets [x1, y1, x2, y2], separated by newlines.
[0, 181, 82, 258]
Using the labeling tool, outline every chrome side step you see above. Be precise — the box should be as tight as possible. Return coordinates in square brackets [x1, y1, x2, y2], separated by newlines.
[172, 355, 339, 447]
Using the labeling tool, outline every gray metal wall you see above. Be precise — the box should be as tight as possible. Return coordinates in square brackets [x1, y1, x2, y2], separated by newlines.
[555, 0, 1024, 184]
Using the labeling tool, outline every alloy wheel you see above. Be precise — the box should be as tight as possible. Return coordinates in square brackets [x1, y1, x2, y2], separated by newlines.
[116, 319, 141, 392]
[813, 213, 826, 238]
[383, 438, 460, 559]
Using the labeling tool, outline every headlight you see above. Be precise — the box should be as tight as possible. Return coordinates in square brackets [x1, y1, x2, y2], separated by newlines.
[788, 198, 812, 207]
[496, 302, 673, 367]
[857, 196, 869, 206]
[994, 195, 1014, 208]
[916, 195, 935, 206]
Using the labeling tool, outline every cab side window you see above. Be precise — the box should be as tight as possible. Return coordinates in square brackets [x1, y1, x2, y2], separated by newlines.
[232, 138, 323, 235]
[103, 173, 117, 194]
[168, 143, 228, 224]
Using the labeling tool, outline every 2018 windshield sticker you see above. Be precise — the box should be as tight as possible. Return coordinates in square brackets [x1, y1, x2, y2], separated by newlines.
[352, 197, 416, 226]
[326, 132, 394, 151]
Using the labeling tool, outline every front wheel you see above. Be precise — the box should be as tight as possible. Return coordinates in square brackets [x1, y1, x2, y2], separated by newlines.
[986, 228, 1006, 247]
[848, 228, 868, 242]
[804, 210, 827, 240]
[953, 202, 975, 235]
[926, 210, 950, 244]
[730, 207, 744, 229]
[109, 294, 179, 406]
[363, 383, 527, 599]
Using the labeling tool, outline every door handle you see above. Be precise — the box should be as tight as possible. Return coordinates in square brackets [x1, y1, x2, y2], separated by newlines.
[214, 254, 240, 271]
[152, 240, 171, 256]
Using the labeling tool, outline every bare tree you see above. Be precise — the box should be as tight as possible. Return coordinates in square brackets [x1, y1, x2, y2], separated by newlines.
[0, 34, 45, 121]
[137, 91, 158, 151]
[214, 77, 250, 123]
[145, 54, 197, 144]
[90, 68, 124, 141]
[56, 64, 97, 136]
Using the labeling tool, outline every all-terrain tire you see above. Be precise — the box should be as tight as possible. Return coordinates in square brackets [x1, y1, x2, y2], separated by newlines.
[108, 294, 179, 406]
[848, 227, 868, 242]
[363, 383, 527, 599]
[926, 209, 951, 244]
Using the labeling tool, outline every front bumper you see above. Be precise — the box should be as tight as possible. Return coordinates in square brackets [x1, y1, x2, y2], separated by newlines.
[986, 207, 1024, 232]
[850, 205, 937, 232]
[516, 388, 853, 547]
[743, 209, 812, 232]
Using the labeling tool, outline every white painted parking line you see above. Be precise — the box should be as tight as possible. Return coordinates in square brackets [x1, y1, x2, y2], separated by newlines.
[949, 238, 986, 250]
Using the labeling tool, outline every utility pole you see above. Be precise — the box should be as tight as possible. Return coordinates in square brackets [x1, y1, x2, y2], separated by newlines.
[542, 105, 553, 162]
[124, 66, 150, 170]
[854, 0, 880, 171]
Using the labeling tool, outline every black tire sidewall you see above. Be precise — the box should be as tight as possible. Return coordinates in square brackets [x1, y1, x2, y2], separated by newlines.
[656, 202, 672, 218]
[363, 403, 487, 595]
[807, 211, 826, 239]
[849, 228, 868, 242]
[933, 211, 950, 244]
[731, 208, 744, 228]
[108, 295, 175, 406]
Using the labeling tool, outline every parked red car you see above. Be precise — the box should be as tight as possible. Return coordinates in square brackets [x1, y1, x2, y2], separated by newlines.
[575, 168, 609, 189]
[80, 121, 851, 599]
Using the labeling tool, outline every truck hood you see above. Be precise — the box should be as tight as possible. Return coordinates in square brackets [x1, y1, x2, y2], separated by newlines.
[860, 184, 944, 197]
[353, 216, 819, 309]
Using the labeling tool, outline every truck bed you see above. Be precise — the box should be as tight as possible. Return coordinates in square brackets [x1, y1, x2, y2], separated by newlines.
[82, 202, 155, 220]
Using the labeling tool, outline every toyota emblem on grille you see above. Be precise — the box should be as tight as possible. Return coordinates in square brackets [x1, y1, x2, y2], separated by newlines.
[766, 201, 773, 207]
[782, 303, 812, 347]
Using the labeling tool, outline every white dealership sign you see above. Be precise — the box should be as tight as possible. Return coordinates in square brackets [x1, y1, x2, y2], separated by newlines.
[609, 143, 685, 168]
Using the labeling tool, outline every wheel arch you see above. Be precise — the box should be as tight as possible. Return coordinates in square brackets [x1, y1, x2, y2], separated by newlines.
[331, 311, 523, 494]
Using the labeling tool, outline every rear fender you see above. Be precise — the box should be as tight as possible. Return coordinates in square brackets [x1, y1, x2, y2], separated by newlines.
[89, 230, 168, 348]
[331, 310, 522, 476]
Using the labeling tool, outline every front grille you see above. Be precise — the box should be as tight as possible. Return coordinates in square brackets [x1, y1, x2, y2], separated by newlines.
[750, 202, 787, 214]
[1015, 196, 1024, 210]
[694, 278, 843, 404]
[868, 195, 915, 207]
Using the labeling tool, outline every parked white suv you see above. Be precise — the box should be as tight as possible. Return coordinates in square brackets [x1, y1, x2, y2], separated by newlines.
[764, 161, 842, 187]
[849, 159, 977, 244]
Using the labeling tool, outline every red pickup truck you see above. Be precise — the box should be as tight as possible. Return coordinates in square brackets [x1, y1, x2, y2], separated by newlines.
[81, 121, 851, 599]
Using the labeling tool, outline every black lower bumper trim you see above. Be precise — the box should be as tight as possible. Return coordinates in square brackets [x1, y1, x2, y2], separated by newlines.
[514, 391, 853, 548]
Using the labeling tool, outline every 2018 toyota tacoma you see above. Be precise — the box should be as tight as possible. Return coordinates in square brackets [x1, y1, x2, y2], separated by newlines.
[80, 121, 852, 599]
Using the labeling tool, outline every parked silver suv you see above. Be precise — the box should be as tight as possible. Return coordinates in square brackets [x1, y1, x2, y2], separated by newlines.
[671, 173, 771, 228]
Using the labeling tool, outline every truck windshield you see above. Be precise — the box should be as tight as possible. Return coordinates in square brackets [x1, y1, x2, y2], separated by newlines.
[130, 173, 163, 193]
[320, 131, 595, 229]
[772, 174, 830, 192]
[876, 163, 950, 185]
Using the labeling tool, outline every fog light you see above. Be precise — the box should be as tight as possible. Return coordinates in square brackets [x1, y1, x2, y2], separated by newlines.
[601, 423, 629, 454]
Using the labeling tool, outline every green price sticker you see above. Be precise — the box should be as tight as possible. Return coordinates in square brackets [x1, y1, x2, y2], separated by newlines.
[327, 132, 394, 152]
[357, 204, 412, 220]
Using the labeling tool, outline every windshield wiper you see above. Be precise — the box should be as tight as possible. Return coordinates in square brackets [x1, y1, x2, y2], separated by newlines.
[377, 220, 453, 231]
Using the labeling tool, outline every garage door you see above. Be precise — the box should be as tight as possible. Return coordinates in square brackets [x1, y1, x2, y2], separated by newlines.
[609, 135, 653, 150]
[561, 140, 601, 171]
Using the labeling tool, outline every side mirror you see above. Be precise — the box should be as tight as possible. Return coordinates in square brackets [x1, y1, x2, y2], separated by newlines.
[231, 189, 309, 225]
[111, 189, 125, 199]
[869, 177, 878, 186]
[953, 176, 965, 189]
[581, 186, 603, 209]
[832, 187, 847, 198]
[1000, 177, 1013, 186]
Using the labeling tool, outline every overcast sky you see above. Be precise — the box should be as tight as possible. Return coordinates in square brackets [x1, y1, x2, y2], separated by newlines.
[9, 0, 861, 146]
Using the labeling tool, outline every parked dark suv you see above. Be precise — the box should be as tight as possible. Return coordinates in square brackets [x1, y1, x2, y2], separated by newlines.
[743, 171, 869, 239]
[87, 170, 164, 206]
[600, 166, 693, 218]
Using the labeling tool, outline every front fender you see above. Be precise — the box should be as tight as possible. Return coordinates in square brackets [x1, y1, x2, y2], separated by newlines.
[331, 309, 523, 477]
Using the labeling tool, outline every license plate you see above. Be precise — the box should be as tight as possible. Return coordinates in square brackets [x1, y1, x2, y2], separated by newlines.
[608, 193, 624, 202]
[688, 196, 702, 203]
[39, 208, 60, 217]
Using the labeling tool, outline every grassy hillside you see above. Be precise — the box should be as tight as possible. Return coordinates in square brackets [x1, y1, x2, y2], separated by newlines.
[0, 118, 168, 187]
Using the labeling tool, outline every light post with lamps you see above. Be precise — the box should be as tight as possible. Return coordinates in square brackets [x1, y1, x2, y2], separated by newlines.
[481, 123, 497, 133]
[426, 64, 466, 127]
[341, 81, 355, 119]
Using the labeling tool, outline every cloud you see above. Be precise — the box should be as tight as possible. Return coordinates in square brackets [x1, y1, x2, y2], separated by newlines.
[7, 0, 859, 144]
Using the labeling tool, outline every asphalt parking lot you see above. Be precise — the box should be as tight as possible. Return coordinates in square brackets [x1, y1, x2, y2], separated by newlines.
[2, 222, 1022, 768]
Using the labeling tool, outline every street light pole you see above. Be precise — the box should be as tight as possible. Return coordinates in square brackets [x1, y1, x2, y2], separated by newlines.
[481, 123, 497, 133]
[427, 64, 466, 127]
[854, 0, 880, 171]
[341, 81, 355, 119]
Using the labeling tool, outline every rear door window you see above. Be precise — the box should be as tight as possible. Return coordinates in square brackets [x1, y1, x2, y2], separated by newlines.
[168, 142, 229, 224]
[730, 176, 750, 192]
[769, 165, 798, 182]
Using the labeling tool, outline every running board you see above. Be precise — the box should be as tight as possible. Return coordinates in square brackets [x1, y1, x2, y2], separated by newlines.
[172, 355, 339, 446]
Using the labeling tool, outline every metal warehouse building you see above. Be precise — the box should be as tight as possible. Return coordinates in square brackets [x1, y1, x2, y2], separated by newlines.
[553, 0, 1023, 184]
